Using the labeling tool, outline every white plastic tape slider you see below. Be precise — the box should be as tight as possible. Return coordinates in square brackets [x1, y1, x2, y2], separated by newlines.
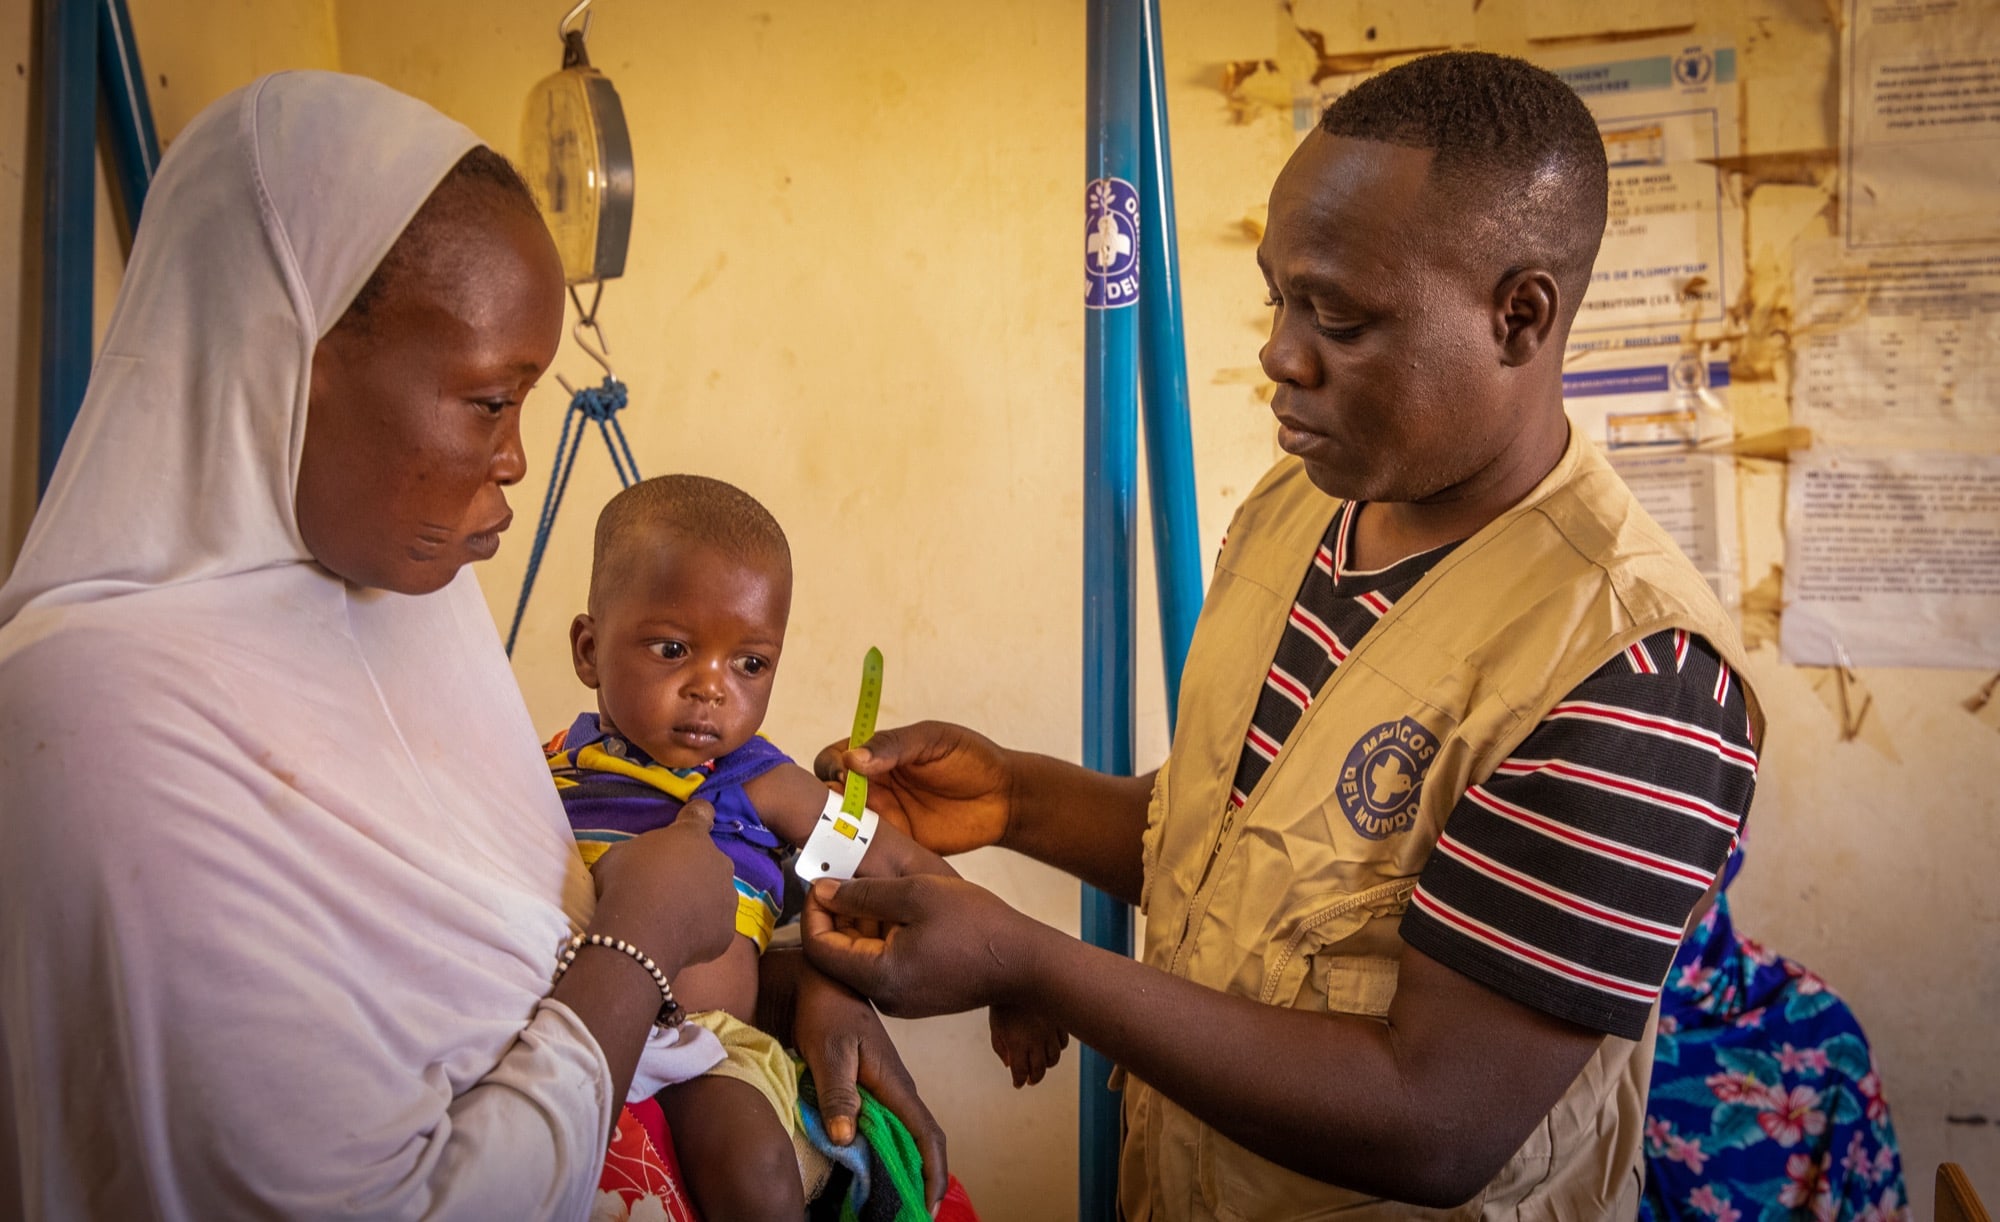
[796, 790, 879, 882]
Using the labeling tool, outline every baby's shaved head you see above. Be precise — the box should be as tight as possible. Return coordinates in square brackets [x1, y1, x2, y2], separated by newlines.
[590, 475, 791, 614]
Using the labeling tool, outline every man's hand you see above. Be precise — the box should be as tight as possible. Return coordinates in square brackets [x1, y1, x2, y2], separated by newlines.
[801, 875, 1046, 1018]
[814, 721, 1015, 856]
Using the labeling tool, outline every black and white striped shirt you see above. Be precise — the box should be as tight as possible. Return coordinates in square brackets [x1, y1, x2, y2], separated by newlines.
[1226, 501, 1758, 1039]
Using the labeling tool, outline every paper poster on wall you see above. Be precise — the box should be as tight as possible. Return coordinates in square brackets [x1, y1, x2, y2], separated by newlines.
[1538, 38, 1744, 449]
[1548, 41, 1741, 342]
[1792, 238, 2000, 447]
[1782, 448, 2000, 668]
[1842, 0, 2000, 249]
[1559, 351, 1735, 457]
[1609, 448, 1741, 611]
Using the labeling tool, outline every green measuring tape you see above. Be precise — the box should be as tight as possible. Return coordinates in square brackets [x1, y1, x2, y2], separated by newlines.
[840, 646, 884, 818]
[798, 647, 886, 882]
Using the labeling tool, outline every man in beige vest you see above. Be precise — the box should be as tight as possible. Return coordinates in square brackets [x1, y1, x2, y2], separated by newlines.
[804, 52, 1764, 1219]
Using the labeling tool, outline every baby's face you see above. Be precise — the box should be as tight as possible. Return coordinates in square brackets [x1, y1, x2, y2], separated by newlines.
[578, 541, 791, 770]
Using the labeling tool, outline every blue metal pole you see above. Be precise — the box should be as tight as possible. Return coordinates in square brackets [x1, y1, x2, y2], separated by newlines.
[1081, 0, 1140, 1216]
[1136, 0, 1203, 729]
[38, 0, 99, 493]
[97, 0, 159, 233]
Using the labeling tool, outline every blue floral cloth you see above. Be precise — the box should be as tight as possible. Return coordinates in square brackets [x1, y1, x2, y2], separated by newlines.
[1641, 888, 1910, 1222]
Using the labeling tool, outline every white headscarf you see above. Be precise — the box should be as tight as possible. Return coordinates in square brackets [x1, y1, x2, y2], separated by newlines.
[0, 72, 630, 1219]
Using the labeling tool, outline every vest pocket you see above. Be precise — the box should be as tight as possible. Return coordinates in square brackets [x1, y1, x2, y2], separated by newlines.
[1259, 878, 1415, 1008]
[1312, 954, 1400, 1020]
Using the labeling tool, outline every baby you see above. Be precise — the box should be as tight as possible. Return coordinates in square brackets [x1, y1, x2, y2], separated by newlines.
[548, 474, 1064, 1220]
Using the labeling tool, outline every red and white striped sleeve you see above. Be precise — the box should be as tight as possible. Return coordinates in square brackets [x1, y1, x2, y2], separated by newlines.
[1401, 629, 1758, 1039]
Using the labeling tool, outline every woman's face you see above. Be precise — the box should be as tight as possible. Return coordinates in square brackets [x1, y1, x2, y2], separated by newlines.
[297, 190, 566, 594]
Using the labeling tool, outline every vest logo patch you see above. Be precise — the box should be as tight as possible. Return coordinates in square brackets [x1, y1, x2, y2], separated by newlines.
[1336, 717, 1437, 840]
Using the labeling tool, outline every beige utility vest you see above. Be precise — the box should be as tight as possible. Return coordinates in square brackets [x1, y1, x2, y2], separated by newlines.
[1122, 433, 1764, 1221]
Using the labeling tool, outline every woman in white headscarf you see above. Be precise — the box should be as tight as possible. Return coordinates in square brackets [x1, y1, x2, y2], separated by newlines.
[0, 71, 941, 1219]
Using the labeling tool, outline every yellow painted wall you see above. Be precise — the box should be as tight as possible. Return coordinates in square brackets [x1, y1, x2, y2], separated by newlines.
[4, 1, 1995, 1219]
[1, 0, 339, 556]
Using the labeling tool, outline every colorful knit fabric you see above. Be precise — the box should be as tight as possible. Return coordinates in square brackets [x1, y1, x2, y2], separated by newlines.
[549, 712, 790, 948]
[797, 1069, 932, 1222]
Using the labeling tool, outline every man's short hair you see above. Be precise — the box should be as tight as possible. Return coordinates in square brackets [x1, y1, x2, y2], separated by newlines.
[1321, 51, 1609, 320]
[590, 475, 791, 612]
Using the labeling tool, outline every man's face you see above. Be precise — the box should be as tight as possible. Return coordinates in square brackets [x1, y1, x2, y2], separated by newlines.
[1257, 133, 1518, 504]
[572, 540, 792, 770]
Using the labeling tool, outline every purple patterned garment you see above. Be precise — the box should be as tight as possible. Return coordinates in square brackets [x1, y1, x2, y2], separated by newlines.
[548, 713, 791, 913]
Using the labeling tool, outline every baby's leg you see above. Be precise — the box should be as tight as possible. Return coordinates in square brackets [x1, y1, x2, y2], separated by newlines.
[671, 934, 761, 1021]
[659, 937, 802, 1216]
[657, 1074, 805, 1221]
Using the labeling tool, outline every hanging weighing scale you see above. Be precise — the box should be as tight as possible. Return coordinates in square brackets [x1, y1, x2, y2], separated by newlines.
[520, 0, 635, 284]
[506, 0, 644, 656]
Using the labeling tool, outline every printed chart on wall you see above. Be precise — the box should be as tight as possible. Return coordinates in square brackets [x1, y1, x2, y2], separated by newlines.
[1546, 38, 1745, 610]
[1781, 0, 2000, 668]
[1790, 240, 2000, 450]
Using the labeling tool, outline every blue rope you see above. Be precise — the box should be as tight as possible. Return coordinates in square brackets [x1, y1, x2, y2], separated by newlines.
[505, 376, 640, 656]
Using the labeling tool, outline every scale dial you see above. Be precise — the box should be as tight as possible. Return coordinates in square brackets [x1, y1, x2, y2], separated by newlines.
[520, 65, 633, 285]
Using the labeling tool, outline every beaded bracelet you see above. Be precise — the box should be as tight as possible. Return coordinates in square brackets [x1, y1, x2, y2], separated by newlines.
[552, 931, 685, 1029]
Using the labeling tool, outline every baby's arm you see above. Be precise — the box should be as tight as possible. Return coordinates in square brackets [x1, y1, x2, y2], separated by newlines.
[743, 762, 955, 881]
[745, 762, 1069, 1085]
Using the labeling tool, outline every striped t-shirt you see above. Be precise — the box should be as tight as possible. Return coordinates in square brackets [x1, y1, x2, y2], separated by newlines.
[1226, 501, 1758, 1040]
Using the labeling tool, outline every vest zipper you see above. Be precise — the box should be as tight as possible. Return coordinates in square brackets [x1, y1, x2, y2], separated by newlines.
[1173, 804, 1237, 958]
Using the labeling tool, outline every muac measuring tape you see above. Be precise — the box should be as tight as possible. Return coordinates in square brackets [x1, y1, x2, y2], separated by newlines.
[796, 647, 884, 882]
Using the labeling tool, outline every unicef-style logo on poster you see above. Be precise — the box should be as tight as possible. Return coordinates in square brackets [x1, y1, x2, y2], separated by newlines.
[1084, 177, 1140, 309]
[1335, 717, 1439, 840]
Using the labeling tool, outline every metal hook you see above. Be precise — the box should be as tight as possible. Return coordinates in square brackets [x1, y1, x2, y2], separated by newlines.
[568, 282, 615, 380]
[557, 0, 593, 66]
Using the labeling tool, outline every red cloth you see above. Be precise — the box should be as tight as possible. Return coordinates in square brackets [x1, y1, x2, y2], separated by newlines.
[935, 1175, 981, 1221]
[596, 1100, 700, 1221]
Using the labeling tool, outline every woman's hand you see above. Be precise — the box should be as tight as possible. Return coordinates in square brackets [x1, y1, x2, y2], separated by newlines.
[588, 798, 736, 972]
[813, 721, 1014, 856]
[554, 801, 735, 1108]
[801, 875, 1046, 1018]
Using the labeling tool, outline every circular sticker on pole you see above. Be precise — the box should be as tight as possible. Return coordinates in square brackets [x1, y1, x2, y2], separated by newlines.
[1084, 177, 1141, 310]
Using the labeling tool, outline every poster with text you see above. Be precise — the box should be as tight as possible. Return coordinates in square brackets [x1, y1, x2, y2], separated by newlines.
[1782, 448, 2000, 668]
[1843, 0, 2000, 250]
